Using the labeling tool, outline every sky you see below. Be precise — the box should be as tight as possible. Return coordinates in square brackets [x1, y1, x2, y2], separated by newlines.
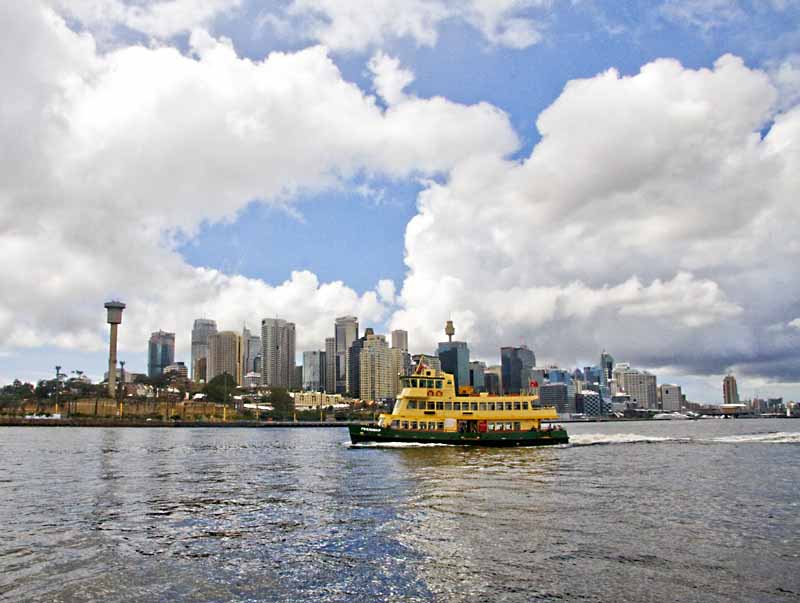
[1, 0, 799, 403]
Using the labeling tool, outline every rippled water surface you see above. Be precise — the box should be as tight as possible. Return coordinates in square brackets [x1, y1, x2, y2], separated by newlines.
[1, 420, 799, 602]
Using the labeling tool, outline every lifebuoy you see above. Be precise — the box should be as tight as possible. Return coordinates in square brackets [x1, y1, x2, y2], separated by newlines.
[436, 391, 443, 397]
[427, 390, 434, 396]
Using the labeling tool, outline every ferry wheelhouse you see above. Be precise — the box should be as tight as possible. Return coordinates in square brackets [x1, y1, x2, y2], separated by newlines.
[349, 366, 568, 447]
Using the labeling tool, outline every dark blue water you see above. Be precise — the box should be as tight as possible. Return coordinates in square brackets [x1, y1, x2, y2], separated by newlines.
[1, 420, 798, 602]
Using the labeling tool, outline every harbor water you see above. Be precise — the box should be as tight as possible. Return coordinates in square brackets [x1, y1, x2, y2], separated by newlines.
[1, 419, 798, 602]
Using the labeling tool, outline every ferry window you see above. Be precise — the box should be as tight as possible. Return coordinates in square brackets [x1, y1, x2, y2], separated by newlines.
[391, 420, 399, 429]
[514, 422, 521, 431]
[410, 379, 418, 387]
[435, 380, 443, 388]
[487, 422, 494, 431]
[514, 402, 521, 411]
[505, 422, 513, 431]
[437, 422, 444, 430]
[428, 379, 435, 388]
[454, 402, 461, 410]
[436, 401, 444, 410]
[445, 402, 452, 410]
[505, 402, 513, 411]
[407, 401, 417, 409]
[411, 421, 418, 430]
[427, 401, 436, 410]
[470, 402, 478, 411]
[494, 422, 502, 431]
[401, 421, 409, 429]
[522, 402, 529, 410]
[420, 422, 427, 431]
[479, 402, 487, 411]
[488, 402, 495, 411]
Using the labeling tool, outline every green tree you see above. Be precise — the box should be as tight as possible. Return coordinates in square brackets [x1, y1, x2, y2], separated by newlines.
[203, 373, 238, 403]
[267, 388, 294, 420]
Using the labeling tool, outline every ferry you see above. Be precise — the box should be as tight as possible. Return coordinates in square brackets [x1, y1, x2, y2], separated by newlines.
[349, 365, 568, 447]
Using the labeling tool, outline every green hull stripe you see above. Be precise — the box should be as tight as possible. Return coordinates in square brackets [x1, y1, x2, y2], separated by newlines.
[349, 425, 568, 447]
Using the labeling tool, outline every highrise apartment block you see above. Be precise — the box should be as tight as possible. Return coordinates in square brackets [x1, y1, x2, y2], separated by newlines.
[261, 318, 296, 388]
[191, 319, 217, 381]
[359, 331, 393, 402]
[148, 330, 175, 378]
[207, 331, 242, 383]
[391, 329, 408, 352]
[723, 375, 739, 405]
[335, 316, 358, 394]
[618, 368, 657, 408]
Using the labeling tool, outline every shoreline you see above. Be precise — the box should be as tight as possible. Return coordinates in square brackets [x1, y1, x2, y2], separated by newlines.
[0, 415, 794, 428]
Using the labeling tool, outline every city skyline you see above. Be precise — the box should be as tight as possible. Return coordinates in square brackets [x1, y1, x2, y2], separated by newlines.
[2, 2, 800, 405]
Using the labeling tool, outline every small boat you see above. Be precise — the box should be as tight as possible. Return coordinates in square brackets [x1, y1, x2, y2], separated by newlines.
[349, 365, 568, 447]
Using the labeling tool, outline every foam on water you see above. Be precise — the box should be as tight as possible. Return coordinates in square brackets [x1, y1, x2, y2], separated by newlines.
[347, 440, 453, 448]
[710, 432, 800, 444]
[568, 433, 682, 447]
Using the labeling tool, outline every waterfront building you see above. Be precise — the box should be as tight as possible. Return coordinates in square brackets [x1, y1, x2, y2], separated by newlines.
[190, 319, 217, 381]
[242, 326, 261, 375]
[359, 331, 394, 402]
[501, 346, 536, 394]
[148, 330, 175, 378]
[207, 331, 242, 383]
[658, 384, 683, 411]
[291, 391, 344, 410]
[412, 353, 441, 372]
[618, 368, 658, 409]
[302, 350, 326, 391]
[539, 382, 573, 415]
[335, 316, 359, 394]
[576, 390, 605, 416]
[723, 375, 739, 405]
[324, 337, 336, 393]
[391, 329, 409, 352]
[469, 361, 486, 392]
[261, 318, 296, 388]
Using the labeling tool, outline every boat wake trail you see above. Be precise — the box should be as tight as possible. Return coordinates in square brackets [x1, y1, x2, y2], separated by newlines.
[710, 432, 800, 444]
[568, 433, 683, 447]
[346, 441, 452, 449]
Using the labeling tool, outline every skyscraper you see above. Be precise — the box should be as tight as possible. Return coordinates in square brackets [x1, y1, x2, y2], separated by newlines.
[469, 361, 486, 392]
[191, 319, 217, 381]
[335, 316, 358, 394]
[501, 346, 536, 394]
[391, 329, 408, 352]
[723, 375, 739, 405]
[347, 328, 372, 398]
[242, 325, 261, 374]
[148, 330, 175, 378]
[324, 337, 336, 393]
[302, 350, 326, 391]
[359, 331, 393, 402]
[207, 331, 242, 383]
[438, 341, 470, 393]
[261, 318, 296, 388]
[619, 369, 657, 408]
[600, 350, 615, 385]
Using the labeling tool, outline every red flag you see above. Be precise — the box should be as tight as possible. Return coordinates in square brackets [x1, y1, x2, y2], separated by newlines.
[530, 380, 538, 387]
